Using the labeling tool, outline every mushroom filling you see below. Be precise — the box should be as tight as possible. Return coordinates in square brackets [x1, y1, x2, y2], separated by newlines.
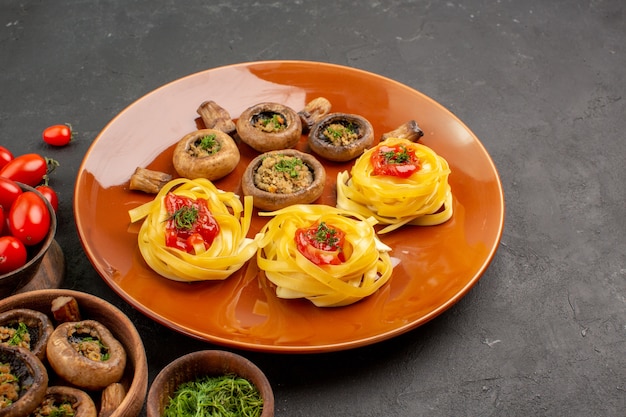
[68, 327, 109, 362]
[31, 397, 76, 417]
[0, 362, 19, 409]
[321, 121, 359, 146]
[186, 133, 222, 157]
[0, 322, 31, 351]
[251, 111, 287, 133]
[254, 155, 314, 194]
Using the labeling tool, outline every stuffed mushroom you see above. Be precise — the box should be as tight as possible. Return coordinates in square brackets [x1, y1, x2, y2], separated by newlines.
[308, 112, 374, 162]
[173, 129, 240, 181]
[236, 102, 303, 152]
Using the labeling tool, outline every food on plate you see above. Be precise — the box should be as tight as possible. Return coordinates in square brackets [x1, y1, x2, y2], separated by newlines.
[31, 386, 97, 417]
[0, 309, 54, 361]
[196, 100, 237, 135]
[163, 374, 264, 417]
[298, 97, 332, 132]
[381, 120, 424, 142]
[0, 344, 48, 415]
[256, 204, 394, 307]
[128, 178, 262, 282]
[46, 320, 127, 391]
[336, 137, 453, 233]
[129, 167, 173, 194]
[236, 102, 303, 152]
[307, 112, 374, 162]
[172, 129, 240, 181]
[241, 149, 326, 211]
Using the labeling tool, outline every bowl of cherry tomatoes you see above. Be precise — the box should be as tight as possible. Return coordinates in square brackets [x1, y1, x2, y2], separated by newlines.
[0, 181, 56, 297]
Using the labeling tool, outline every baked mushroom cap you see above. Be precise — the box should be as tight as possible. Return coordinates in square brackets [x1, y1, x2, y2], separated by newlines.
[31, 386, 97, 417]
[46, 320, 127, 391]
[236, 102, 303, 152]
[308, 112, 374, 162]
[242, 149, 326, 211]
[172, 129, 240, 181]
[0, 308, 54, 362]
[0, 344, 48, 417]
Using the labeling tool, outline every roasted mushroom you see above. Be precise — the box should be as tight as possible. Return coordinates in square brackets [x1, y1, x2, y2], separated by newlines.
[30, 386, 97, 417]
[129, 167, 173, 194]
[298, 97, 332, 133]
[242, 149, 326, 211]
[196, 100, 236, 135]
[236, 102, 303, 152]
[0, 309, 54, 362]
[381, 120, 424, 142]
[172, 129, 240, 181]
[0, 344, 48, 417]
[308, 112, 374, 162]
[46, 320, 127, 391]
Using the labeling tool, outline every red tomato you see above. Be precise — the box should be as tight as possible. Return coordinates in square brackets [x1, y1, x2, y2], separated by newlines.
[0, 177, 23, 212]
[36, 185, 59, 212]
[42, 124, 73, 146]
[8, 191, 51, 246]
[0, 153, 58, 187]
[0, 235, 28, 274]
[0, 146, 14, 170]
[295, 222, 346, 265]
[164, 193, 220, 254]
[370, 144, 420, 178]
[0, 210, 4, 236]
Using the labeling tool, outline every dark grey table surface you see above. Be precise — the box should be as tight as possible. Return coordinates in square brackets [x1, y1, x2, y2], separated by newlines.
[1, 1, 624, 416]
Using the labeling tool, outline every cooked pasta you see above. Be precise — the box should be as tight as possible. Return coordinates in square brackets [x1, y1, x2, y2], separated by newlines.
[128, 177, 262, 282]
[336, 137, 453, 233]
[256, 204, 394, 307]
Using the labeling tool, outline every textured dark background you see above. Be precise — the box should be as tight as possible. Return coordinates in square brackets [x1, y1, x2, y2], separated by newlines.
[1, 1, 625, 415]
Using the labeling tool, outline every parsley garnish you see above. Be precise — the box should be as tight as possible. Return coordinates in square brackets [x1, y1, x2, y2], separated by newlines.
[169, 206, 199, 230]
[274, 156, 304, 178]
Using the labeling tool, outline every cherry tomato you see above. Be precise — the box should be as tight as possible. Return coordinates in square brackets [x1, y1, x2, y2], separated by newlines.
[36, 185, 59, 212]
[295, 221, 346, 266]
[0, 210, 4, 236]
[0, 153, 58, 187]
[0, 177, 23, 212]
[42, 124, 73, 146]
[0, 146, 14, 170]
[0, 235, 28, 275]
[164, 193, 219, 254]
[8, 191, 51, 246]
[370, 144, 420, 178]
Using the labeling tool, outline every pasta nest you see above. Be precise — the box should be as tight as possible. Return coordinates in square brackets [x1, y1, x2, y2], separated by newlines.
[257, 204, 394, 307]
[128, 177, 262, 282]
[336, 137, 453, 233]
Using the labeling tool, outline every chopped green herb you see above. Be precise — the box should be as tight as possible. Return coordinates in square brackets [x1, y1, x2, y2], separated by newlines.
[168, 206, 199, 230]
[273, 156, 304, 178]
[163, 374, 264, 417]
[8, 322, 28, 346]
[382, 146, 411, 164]
[197, 134, 221, 155]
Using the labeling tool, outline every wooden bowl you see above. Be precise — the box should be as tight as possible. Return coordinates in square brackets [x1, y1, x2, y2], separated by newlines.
[0, 289, 148, 417]
[0, 183, 56, 298]
[146, 350, 274, 417]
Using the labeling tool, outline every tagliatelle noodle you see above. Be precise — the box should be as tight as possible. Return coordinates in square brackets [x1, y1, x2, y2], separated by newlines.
[336, 137, 453, 233]
[128, 177, 262, 282]
[256, 204, 394, 307]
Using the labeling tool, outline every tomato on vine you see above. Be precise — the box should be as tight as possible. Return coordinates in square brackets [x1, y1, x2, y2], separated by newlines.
[0, 146, 14, 170]
[0, 236, 28, 274]
[0, 153, 59, 187]
[8, 191, 51, 246]
[36, 185, 59, 212]
[0, 177, 23, 212]
[42, 124, 73, 146]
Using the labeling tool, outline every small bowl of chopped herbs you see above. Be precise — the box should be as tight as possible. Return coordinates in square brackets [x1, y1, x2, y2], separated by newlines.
[146, 349, 274, 417]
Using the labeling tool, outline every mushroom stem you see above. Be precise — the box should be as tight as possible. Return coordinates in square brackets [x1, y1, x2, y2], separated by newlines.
[197, 101, 236, 135]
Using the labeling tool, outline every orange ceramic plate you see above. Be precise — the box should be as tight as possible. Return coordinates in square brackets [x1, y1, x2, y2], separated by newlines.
[75, 61, 504, 353]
